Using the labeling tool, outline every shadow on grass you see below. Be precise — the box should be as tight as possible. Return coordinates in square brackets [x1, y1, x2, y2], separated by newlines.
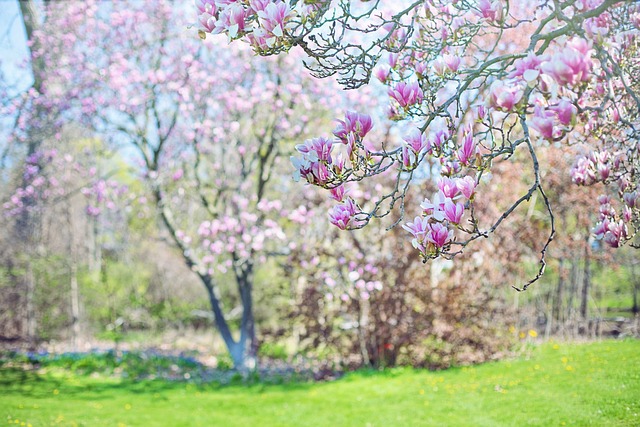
[0, 366, 318, 401]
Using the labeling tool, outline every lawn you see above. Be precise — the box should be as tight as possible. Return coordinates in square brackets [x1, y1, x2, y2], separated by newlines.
[1, 340, 639, 426]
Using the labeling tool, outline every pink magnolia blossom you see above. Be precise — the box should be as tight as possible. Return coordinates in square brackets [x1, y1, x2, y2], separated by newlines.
[623, 191, 637, 208]
[195, 0, 216, 14]
[474, 105, 487, 121]
[550, 99, 577, 126]
[196, 0, 218, 32]
[456, 176, 477, 199]
[295, 137, 333, 163]
[212, 2, 248, 39]
[292, 138, 336, 186]
[249, 0, 270, 12]
[255, 1, 293, 46]
[375, 66, 390, 82]
[477, 0, 503, 22]
[388, 81, 423, 108]
[432, 54, 461, 75]
[430, 128, 450, 149]
[402, 215, 431, 247]
[441, 159, 461, 177]
[333, 111, 373, 141]
[420, 191, 447, 221]
[510, 52, 545, 79]
[172, 169, 184, 181]
[488, 80, 523, 112]
[403, 128, 429, 153]
[404, 129, 428, 152]
[329, 197, 361, 230]
[603, 221, 628, 248]
[597, 162, 610, 181]
[438, 177, 460, 199]
[457, 128, 477, 165]
[593, 218, 610, 240]
[571, 157, 596, 185]
[540, 38, 593, 86]
[329, 185, 346, 202]
[428, 222, 453, 248]
[414, 61, 428, 76]
[528, 106, 555, 140]
[443, 198, 464, 224]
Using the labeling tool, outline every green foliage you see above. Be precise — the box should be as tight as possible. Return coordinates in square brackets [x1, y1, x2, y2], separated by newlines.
[215, 354, 234, 372]
[30, 254, 74, 340]
[0, 350, 202, 380]
[258, 342, 288, 362]
[79, 260, 153, 329]
[1, 341, 639, 426]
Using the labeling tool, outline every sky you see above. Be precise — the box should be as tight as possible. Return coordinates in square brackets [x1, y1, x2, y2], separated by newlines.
[0, 0, 34, 95]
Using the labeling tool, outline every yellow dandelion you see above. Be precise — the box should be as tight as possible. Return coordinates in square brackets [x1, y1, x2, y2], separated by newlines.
[566, 365, 574, 372]
[53, 389, 59, 395]
[419, 389, 425, 395]
[508, 325, 516, 333]
[528, 329, 538, 338]
[552, 344, 560, 350]
[519, 332, 526, 339]
[124, 404, 132, 410]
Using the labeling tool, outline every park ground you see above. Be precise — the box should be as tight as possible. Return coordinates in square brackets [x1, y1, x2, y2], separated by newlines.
[1, 340, 639, 427]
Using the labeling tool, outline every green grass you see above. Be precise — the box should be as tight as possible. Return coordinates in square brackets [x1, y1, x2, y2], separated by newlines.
[1, 340, 639, 426]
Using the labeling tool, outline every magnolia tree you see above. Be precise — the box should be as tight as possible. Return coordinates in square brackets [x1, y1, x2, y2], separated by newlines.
[12, 0, 344, 367]
[198, 0, 640, 290]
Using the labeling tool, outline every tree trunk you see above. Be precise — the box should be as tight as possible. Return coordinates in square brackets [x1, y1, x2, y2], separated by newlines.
[237, 260, 257, 368]
[552, 259, 565, 331]
[203, 278, 247, 369]
[581, 241, 591, 321]
[19, 0, 51, 94]
[25, 265, 36, 345]
[70, 260, 81, 350]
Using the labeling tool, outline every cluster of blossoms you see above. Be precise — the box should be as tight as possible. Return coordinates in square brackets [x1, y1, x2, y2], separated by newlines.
[196, 0, 313, 52]
[485, 37, 591, 128]
[592, 195, 632, 248]
[291, 111, 375, 230]
[328, 196, 364, 230]
[194, 198, 286, 274]
[571, 151, 615, 186]
[571, 147, 637, 249]
[3, 149, 125, 219]
[3, 150, 61, 216]
[81, 179, 128, 217]
[403, 176, 476, 259]
[321, 260, 383, 302]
